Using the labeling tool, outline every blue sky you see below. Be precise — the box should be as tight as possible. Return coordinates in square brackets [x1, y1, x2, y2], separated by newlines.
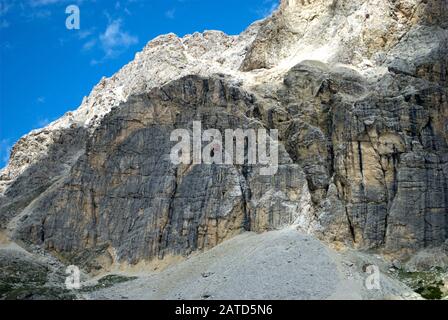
[0, 0, 279, 168]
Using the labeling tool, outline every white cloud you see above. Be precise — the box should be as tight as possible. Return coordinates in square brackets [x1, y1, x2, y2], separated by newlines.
[1, 0, 82, 17]
[27, 8, 52, 19]
[29, 0, 82, 7]
[37, 118, 50, 127]
[78, 29, 94, 40]
[99, 19, 138, 58]
[256, 0, 279, 18]
[29, 0, 62, 6]
[82, 38, 96, 51]
[165, 8, 175, 19]
[37, 96, 46, 103]
[0, 138, 13, 168]
[0, 0, 12, 16]
[0, 19, 8, 28]
[2, 41, 12, 49]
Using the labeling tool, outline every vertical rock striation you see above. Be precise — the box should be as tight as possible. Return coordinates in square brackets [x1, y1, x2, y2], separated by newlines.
[0, 0, 447, 269]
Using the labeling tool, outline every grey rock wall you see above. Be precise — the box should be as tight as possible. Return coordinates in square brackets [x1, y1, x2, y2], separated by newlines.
[0, 0, 447, 270]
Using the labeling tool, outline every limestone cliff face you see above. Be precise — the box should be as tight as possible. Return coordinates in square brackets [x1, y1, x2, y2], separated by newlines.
[0, 0, 447, 269]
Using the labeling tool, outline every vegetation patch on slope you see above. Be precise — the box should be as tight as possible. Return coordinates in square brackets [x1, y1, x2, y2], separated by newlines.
[0, 250, 75, 300]
[395, 268, 448, 300]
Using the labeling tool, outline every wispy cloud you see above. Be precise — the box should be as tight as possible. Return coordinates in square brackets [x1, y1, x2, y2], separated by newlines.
[29, 0, 83, 7]
[29, 0, 65, 7]
[113, 0, 132, 15]
[99, 19, 138, 58]
[0, 19, 8, 28]
[0, 0, 83, 24]
[77, 29, 94, 40]
[83, 18, 138, 64]
[36, 118, 50, 127]
[25, 8, 52, 19]
[0, 138, 13, 168]
[0, 0, 12, 16]
[165, 8, 175, 20]
[0, 0, 12, 27]
[82, 38, 96, 51]
[256, 0, 279, 18]
[1, 41, 12, 49]
[37, 96, 46, 103]
[1, 0, 82, 14]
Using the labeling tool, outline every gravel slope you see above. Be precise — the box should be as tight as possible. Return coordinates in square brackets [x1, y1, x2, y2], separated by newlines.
[88, 228, 418, 300]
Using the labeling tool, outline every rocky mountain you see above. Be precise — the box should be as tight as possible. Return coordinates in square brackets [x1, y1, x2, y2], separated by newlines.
[0, 0, 447, 280]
